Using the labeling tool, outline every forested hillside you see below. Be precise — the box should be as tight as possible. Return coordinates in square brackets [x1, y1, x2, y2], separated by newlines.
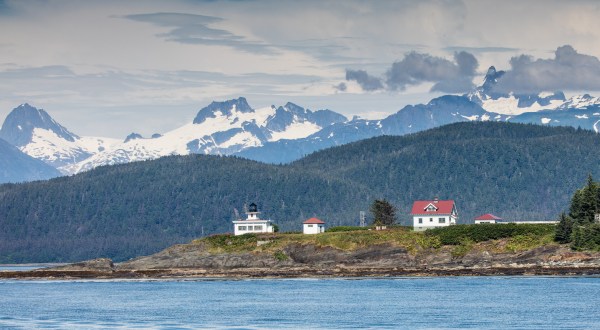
[1, 122, 599, 263]
[0, 156, 371, 262]
[292, 122, 600, 222]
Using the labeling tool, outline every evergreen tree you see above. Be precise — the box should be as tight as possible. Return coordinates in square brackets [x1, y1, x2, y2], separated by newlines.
[570, 175, 599, 225]
[370, 199, 397, 226]
[571, 225, 584, 251]
[554, 212, 573, 244]
[582, 174, 598, 224]
[569, 189, 585, 224]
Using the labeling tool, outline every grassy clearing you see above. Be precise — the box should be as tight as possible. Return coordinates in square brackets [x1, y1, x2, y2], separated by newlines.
[194, 224, 557, 256]
[197, 227, 441, 255]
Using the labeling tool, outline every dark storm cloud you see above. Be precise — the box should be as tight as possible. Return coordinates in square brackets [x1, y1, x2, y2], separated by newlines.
[386, 51, 478, 92]
[344, 51, 479, 93]
[124, 12, 272, 54]
[345, 69, 384, 91]
[493, 45, 600, 93]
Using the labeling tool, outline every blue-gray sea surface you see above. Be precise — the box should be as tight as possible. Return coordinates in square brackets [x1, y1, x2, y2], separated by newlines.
[0, 276, 598, 329]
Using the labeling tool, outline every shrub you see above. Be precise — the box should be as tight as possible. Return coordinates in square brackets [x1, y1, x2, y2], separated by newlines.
[273, 250, 288, 261]
[326, 226, 371, 233]
[424, 224, 555, 245]
[571, 224, 600, 251]
[204, 233, 258, 252]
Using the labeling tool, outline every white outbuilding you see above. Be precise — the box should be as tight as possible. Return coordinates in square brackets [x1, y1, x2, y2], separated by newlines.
[303, 217, 325, 234]
[474, 213, 503, 224]
[232, 203, 275, 236]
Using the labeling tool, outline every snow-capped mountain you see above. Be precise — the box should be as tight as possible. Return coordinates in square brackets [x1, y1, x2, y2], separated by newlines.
[467, 66, 566, 116]
[463, 65, 600, 130]
[5, 65, 600, 179]
[0, 104, 119, 170]
[238, 95, 497, 163]
[58, 97, 347, 173]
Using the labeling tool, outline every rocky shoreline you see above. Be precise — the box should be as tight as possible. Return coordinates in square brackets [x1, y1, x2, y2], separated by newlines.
[2, 240, 600, 280]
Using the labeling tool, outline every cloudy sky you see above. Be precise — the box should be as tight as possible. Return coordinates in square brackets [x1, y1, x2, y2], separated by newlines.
[2, 0, 600, 138]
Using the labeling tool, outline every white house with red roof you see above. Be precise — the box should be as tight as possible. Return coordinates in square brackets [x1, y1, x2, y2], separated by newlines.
[303, 217, 325, 234]
[411, 198, 458, 231]
[474, 213, 503, 224]
[232, 203, 275, 235]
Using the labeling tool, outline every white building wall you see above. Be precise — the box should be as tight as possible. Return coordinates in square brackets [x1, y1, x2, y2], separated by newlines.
[303, 223, 325, 234]
[475, 219, 496, 224]
[233, 220, 274, 235]
[412, 215, 456, 231]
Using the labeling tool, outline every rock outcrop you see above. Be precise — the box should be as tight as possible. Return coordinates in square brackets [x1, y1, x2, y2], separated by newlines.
[3, 238, 600, 279]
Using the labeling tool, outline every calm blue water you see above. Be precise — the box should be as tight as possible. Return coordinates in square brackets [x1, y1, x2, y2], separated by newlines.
[0, 277, 598, 329]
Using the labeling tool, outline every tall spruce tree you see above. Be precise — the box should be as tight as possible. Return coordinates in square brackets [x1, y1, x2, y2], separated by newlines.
[370, 199, 397, 226]
[554, 212, 573, 244]
[582, 174, 598, 224]
[570, 174, 599, 225]
[569, 189, 585, 224]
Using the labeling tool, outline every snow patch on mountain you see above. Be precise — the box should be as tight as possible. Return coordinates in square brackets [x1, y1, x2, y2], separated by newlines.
[558, 94, 600, 110]
[16, 127, 118, 170]
[477, 94, 564, 115]
[270, 121, 321, 141]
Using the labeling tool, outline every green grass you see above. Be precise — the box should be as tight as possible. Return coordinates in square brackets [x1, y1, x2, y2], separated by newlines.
[193, 224, 558, 256]
[196, 227, 441, 255]
[425, 224, 555, 245]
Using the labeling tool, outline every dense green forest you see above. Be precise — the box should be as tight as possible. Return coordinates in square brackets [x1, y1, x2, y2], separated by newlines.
[1, 122, 599, 263]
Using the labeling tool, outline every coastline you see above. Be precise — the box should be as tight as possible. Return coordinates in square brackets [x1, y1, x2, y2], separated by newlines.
[4, 229, 600, 280]
[2, 265, 600, 280]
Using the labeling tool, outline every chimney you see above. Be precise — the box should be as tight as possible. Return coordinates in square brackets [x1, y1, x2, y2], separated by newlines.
[433, 197, 439, 203]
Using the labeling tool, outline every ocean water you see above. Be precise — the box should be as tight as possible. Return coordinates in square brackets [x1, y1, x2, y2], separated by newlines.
[0, 276, 598, 329]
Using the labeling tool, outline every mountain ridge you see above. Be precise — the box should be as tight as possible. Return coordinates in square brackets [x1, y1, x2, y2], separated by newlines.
[4, 66, 600, 176]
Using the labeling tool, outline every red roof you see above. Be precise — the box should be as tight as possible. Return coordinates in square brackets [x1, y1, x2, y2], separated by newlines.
[303, 217, 325, 224]
[475, 213, 503, 221]
[410, 200, 456, 215]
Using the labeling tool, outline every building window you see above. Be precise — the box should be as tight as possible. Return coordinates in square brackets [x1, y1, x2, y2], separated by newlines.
[254, 225, 263, 231]
[430, 218, 433, 222]
[439, 218, 445, 223]
[238, 226, 247, 231]
[307, 224, 313, 227]
[418, 218, 423, 224]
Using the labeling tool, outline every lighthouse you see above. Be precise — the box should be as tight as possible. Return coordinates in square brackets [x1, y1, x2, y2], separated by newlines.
[232, 203, 275, 235]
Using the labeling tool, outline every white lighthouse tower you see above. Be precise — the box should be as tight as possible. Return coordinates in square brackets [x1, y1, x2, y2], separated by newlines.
[232, 203, 275, 235]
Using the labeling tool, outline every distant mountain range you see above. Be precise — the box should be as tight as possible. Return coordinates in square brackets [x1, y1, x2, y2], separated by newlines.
[2, 66, 600, 181]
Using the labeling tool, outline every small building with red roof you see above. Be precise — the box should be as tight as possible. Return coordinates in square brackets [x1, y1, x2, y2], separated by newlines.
[410, 198, 458, 231]
[474, 213, 503, 224]
[303, 217, 325, 234]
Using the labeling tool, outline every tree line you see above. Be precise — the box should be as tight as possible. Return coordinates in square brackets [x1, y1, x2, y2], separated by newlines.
[555, 175, 600, 250]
